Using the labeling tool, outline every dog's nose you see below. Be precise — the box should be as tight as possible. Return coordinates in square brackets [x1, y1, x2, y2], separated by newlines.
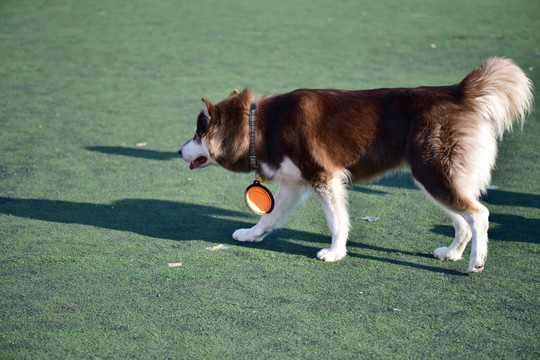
[177, 148, 183, 158]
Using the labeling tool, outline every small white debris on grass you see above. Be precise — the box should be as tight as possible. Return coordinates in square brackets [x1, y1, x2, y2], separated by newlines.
[136, 142, 147, 147]
[168, 262, 182, 267]
[393, 308, 402, 312]
[361, 216, 380, 222]
[206, 244, 229, 251]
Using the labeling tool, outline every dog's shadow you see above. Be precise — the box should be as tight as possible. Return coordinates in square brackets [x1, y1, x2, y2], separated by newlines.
[0, 196, 467, 275]
[85, 146, 178, 161]
[5, 145, 500, 275]
[0, 196, 248, 243]
[30, 145, 532, 275]
[432, 189, 540, 244]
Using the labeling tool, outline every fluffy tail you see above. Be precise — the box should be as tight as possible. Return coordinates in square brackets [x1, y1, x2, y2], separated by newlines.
[461, 57, 534, 139]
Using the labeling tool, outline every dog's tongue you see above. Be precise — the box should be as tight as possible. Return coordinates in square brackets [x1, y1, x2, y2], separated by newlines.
[189, 156, 207, 170]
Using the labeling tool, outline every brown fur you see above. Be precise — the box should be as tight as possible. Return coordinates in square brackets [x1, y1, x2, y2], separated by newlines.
[199, 60, 532, 212]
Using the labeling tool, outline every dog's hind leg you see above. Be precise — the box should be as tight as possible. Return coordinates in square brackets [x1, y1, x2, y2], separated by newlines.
[415, 176, 490, 273]
[233, 180, 310, 243]
[436, 199, 490, 273]
[314, 172, 350, 262]
[434, 209, 472, 261]
[418, 181, 489, 273]
[410, 114, 496, 272]
[461, 203, 490, 273]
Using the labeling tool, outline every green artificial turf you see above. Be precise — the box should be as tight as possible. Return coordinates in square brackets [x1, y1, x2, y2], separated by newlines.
[1, 0, 539, 358]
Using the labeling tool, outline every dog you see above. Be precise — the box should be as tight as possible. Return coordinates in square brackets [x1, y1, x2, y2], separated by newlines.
[178, 58, 533, 272]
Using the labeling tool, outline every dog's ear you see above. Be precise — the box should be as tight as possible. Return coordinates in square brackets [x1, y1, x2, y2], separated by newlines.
[201, 97, 214, 120]
[197, 97, 214, 136]
[229, 89, 240, 97]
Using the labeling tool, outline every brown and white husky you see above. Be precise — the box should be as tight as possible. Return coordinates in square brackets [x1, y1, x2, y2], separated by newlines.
[178, 58, 533, 272]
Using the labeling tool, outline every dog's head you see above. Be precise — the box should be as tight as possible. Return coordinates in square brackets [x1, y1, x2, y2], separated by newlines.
[177, 97, 215, 170]
[178, 89, 253, 172]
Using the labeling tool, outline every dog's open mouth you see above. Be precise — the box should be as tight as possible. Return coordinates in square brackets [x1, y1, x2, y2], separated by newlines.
[189, 156, 208, 170]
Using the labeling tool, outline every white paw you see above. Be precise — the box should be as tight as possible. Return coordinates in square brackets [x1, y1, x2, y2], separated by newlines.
[467, 254, 487, 273]
[467, 263, 485, 273]
[317, 248, 347, 262]
[433, 247, 462, 261]
[232, 228, 265, 243]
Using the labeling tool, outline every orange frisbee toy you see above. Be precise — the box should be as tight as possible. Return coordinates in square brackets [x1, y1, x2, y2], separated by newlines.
[245, 181, 274, 215]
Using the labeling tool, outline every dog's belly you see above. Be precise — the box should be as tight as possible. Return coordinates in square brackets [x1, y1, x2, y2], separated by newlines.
[346, 144, 408, 182]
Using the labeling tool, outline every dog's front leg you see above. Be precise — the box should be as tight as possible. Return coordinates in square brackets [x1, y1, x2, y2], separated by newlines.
[233, 181, 310, 243]
[314, 174, 350, 262]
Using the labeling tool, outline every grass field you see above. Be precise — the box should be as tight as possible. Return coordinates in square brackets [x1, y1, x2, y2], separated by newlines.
[1, 0, 539, 358]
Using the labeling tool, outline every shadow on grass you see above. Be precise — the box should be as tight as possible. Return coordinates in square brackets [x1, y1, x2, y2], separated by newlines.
[353, 172, 417, 195]
[0, 196, 466, 275]
[253, 230, 466, 276]
[432, 212, 540, 244]
[432, 189, 540, 244]
[0, 196, 246, 243]
[86, 146, 178, 161]
[482, 189, 540, 209]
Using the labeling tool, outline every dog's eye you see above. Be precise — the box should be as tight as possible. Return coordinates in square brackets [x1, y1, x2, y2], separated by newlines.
[192, 127, 201, 139]
[194, 126, 207, 138]
[196, 112, 209, 136]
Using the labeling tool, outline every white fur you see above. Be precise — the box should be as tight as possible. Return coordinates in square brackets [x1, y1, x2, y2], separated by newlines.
[415, 175, 490, 273]
[201, 101, 210, 119]
[454, 122, 498, 200]
[233, 158, 311, 242]
[232, 182, 310, 242]
[260, 157, 302, 182]
[314, 171, 351, 262]
[233, 160, 352, 263]
[431, 202, 490, 273]
[178, 101, 213, 168]
[433, 210, 472, 261]
[178, 137, 211, 167]
[461, 205, 490, 272]
[470, 58, 533, 139]
[429, 58, 533, 272]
